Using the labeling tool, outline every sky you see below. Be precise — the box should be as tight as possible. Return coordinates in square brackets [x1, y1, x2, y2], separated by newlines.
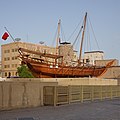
[0, 0, 120, 62]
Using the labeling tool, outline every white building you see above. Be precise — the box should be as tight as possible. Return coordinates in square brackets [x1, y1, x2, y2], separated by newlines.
[83, 51, 104, 65]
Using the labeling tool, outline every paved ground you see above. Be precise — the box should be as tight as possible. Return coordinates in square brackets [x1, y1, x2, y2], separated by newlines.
[0, 99, 120, 120]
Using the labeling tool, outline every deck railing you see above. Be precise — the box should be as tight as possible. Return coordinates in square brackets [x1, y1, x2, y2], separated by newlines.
[43, 85, 120, 106]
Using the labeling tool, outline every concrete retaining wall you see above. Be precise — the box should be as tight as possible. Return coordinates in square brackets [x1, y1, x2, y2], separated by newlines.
[0, 79, 57, 111]
[0, 77, 118, 111]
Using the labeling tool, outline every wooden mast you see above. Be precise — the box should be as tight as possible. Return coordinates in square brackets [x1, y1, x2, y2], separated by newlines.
[56, 19, 61, 55]
[79, 12, 87, 64]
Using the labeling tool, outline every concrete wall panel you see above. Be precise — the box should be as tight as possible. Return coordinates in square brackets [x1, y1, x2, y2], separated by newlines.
[11, 82, 24, 108]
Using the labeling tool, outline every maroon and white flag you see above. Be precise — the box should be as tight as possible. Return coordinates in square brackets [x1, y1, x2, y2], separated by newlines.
[2, 32, 9, 40]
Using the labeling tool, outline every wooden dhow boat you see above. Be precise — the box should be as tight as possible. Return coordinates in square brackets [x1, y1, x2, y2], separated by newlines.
[18, 13, 114, 78]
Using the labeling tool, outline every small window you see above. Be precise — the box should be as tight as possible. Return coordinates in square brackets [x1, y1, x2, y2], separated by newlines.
[15, 48, 18, 52]
[7, 50, 10, 53]
[7, 57, 10, 60]
[15, 56, 17, 59]
[5, 72, 7, 77]
[15, 64, 17, 67]
[12, 49, 14, 52]
[12, 57, 14, 60]
[4, 50, 6, 53]
[4, 65, 7, 68]
[12, 64, 14, 68]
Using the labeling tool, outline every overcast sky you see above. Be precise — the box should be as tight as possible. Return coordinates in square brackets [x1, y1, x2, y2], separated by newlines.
[0, 0, 120, 62]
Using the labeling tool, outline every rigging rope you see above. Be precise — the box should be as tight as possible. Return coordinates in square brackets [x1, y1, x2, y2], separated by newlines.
[51, 25, 58, 47]
[67, 17, 83, 42]
[88, 16, 100, 50]
[61, 23, 66, 42]
[84, 18, 92, 52]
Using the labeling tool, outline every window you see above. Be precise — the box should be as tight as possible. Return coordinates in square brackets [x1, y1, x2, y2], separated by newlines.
[4, 65, 7, 68]
[15, 48, 18, 52]
[15, 56, 17, 60]
[12, 49, 14, 52]
[11, 64, 18, 68]
[16, 72, 18, 76]
[4, 57, 10, 61]
[7, 57, 10, 60]
[4, 50, 10, 53]
[12, 48, 18, 52]
[15, 64, 17, 67]
[8, 72, 11, 77]
[5, 72, 7, 77]
[4, 65, 10, 68]
[11, 56, 18, 60]
[12, 72, 14, 76]
[12, 64, 14, 68]
[12, 57, 14, 60]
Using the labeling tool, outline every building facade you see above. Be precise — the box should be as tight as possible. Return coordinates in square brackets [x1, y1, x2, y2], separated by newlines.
[83, 51, 104, 65]
[58, 42, 78, 66]
[1, 41, 56, 78]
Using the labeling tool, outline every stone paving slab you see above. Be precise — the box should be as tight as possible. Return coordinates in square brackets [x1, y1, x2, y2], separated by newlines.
[0, 99, 120, 120]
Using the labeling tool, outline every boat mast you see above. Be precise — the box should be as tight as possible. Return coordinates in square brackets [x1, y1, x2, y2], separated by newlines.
[56, 19, 61, 55]
[79, 12, 87, 64]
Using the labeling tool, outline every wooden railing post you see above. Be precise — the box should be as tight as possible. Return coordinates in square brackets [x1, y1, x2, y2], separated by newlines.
[40, 85, 44, 106]
[110, 86, 113, 99]
[54, 86, 57, 106]
[91, 86, 94, 101]
[100, 86, 103, 101]
[80, 86, 83, 103]
[118, 86, 120, 97]
[68, 85, 71, 104]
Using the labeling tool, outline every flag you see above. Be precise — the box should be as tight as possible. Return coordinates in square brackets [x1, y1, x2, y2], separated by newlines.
[2, 32, 9, 40]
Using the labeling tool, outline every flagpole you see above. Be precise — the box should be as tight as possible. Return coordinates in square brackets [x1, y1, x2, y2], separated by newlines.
[4, 27, 19, 48]
[4, 27, 16, 42]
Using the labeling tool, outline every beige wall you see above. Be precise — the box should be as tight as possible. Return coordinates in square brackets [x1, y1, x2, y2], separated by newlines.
[83, 51, 104, 65]
[95, 59, 119, 66]
[0, 78, 58, 110]
[0, 77, 118, 111]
